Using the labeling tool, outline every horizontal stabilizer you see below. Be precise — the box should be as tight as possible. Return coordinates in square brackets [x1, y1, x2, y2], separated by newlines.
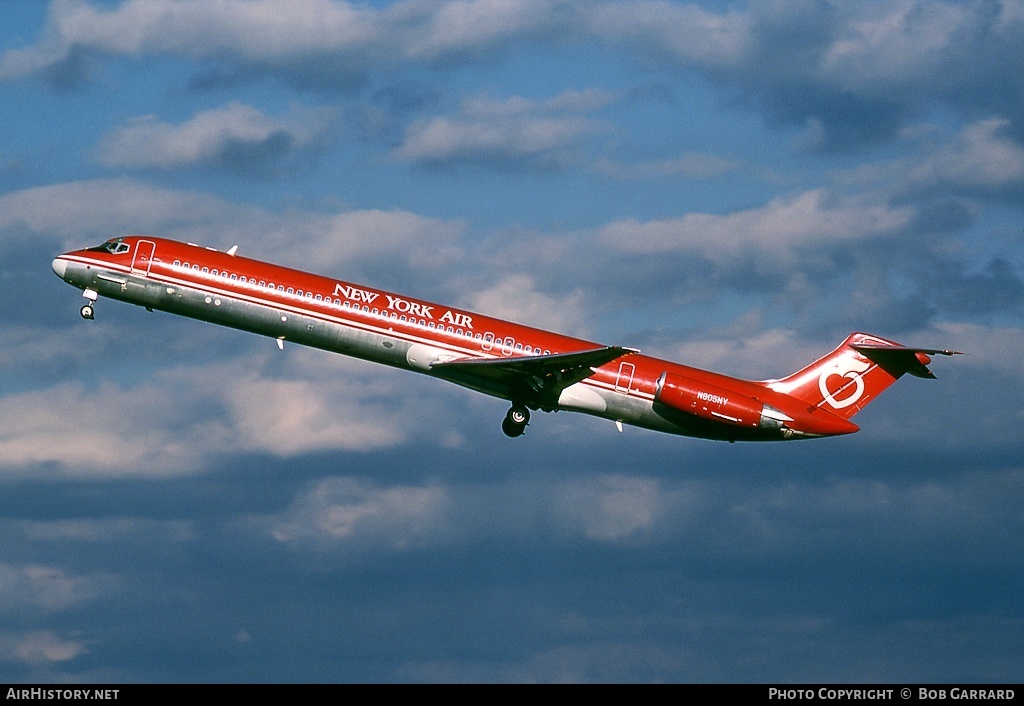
[850, 342, 963, 379]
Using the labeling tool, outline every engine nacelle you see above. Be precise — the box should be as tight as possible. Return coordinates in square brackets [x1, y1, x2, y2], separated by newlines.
[655, 372, 782, 430]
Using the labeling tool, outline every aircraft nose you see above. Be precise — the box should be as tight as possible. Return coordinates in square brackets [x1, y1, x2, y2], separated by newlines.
[51, 257, 67, 279]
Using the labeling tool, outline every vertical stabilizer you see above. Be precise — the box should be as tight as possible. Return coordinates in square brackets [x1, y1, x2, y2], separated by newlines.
[763, 333, 959, 419]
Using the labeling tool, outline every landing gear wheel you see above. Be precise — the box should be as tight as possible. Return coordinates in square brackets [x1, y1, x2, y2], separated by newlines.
[502, 405, 530, 438]
[501, 417, 525, 438]
[80, 304, 95, 320]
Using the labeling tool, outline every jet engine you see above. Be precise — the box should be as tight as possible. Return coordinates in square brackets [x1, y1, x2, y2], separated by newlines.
[654, 372, 786, 431]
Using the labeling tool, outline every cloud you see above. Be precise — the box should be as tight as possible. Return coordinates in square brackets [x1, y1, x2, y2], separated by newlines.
[394, 90, 614, 167]
[0, 347, 469, 476]
[0, 0, 567, 88]
[0, 179, 467, 280]
[597, 188, 914, 264]
[299, 208, 467, 272]
[221, 372, 409, 456]
[0, 178, 228, 247]
[0, 631, 88, 666]
[253, 462, 1024, 561]
[262, 474, 677, 554]
[465, 274, 589, 333]
[6, 2, 1024, 151]
[261, 473, 679, 554]
[815, 0, 1024, 127]
[0, 380, 225, 476]
[268, 477, 452, 551]
[656, 328, 816, 381]
[905, 118, 1024, 196]
[96, 102, 334, 175]
[555, 475, 665, 543]
[397, 0, 570, 62]
[0, 0, 380, 80]
[0, 564, 116, 614]
[584, 0, 749, 69]
[933, 323, 1024, 377]
[590, 1, 1024, 150]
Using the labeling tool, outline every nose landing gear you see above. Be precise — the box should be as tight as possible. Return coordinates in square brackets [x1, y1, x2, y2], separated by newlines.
[501, 405, 530, 438]
[80, 289, 98, 320]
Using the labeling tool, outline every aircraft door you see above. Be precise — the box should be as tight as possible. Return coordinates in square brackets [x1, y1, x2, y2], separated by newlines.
[132, 239, 156, 276]
[615, 361, 635, 393]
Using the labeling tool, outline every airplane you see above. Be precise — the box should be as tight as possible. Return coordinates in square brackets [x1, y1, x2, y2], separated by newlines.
[51, 236, 960, 442]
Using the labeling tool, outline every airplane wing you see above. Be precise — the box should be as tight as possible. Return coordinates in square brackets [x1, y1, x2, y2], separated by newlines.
[430, 346, 639, 407]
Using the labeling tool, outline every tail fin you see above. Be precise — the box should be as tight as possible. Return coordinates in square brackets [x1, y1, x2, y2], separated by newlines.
[763, 332, 961, 420]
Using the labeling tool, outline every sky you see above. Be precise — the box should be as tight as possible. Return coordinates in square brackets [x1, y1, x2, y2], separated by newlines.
[1, 0, 1023, 683]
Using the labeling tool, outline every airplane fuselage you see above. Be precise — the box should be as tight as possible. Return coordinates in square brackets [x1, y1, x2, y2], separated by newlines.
[52, 236, 957, 441]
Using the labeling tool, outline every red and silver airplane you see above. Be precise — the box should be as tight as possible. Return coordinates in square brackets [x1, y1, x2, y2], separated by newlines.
[52, 236, 960, 441]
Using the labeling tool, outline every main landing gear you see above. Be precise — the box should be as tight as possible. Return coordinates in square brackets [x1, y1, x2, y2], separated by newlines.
[80, 289, 98, 320]
[501, 405, 530, 438]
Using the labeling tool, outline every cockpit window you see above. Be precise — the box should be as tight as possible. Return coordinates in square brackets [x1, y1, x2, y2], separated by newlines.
[86, 238, 132, 255]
